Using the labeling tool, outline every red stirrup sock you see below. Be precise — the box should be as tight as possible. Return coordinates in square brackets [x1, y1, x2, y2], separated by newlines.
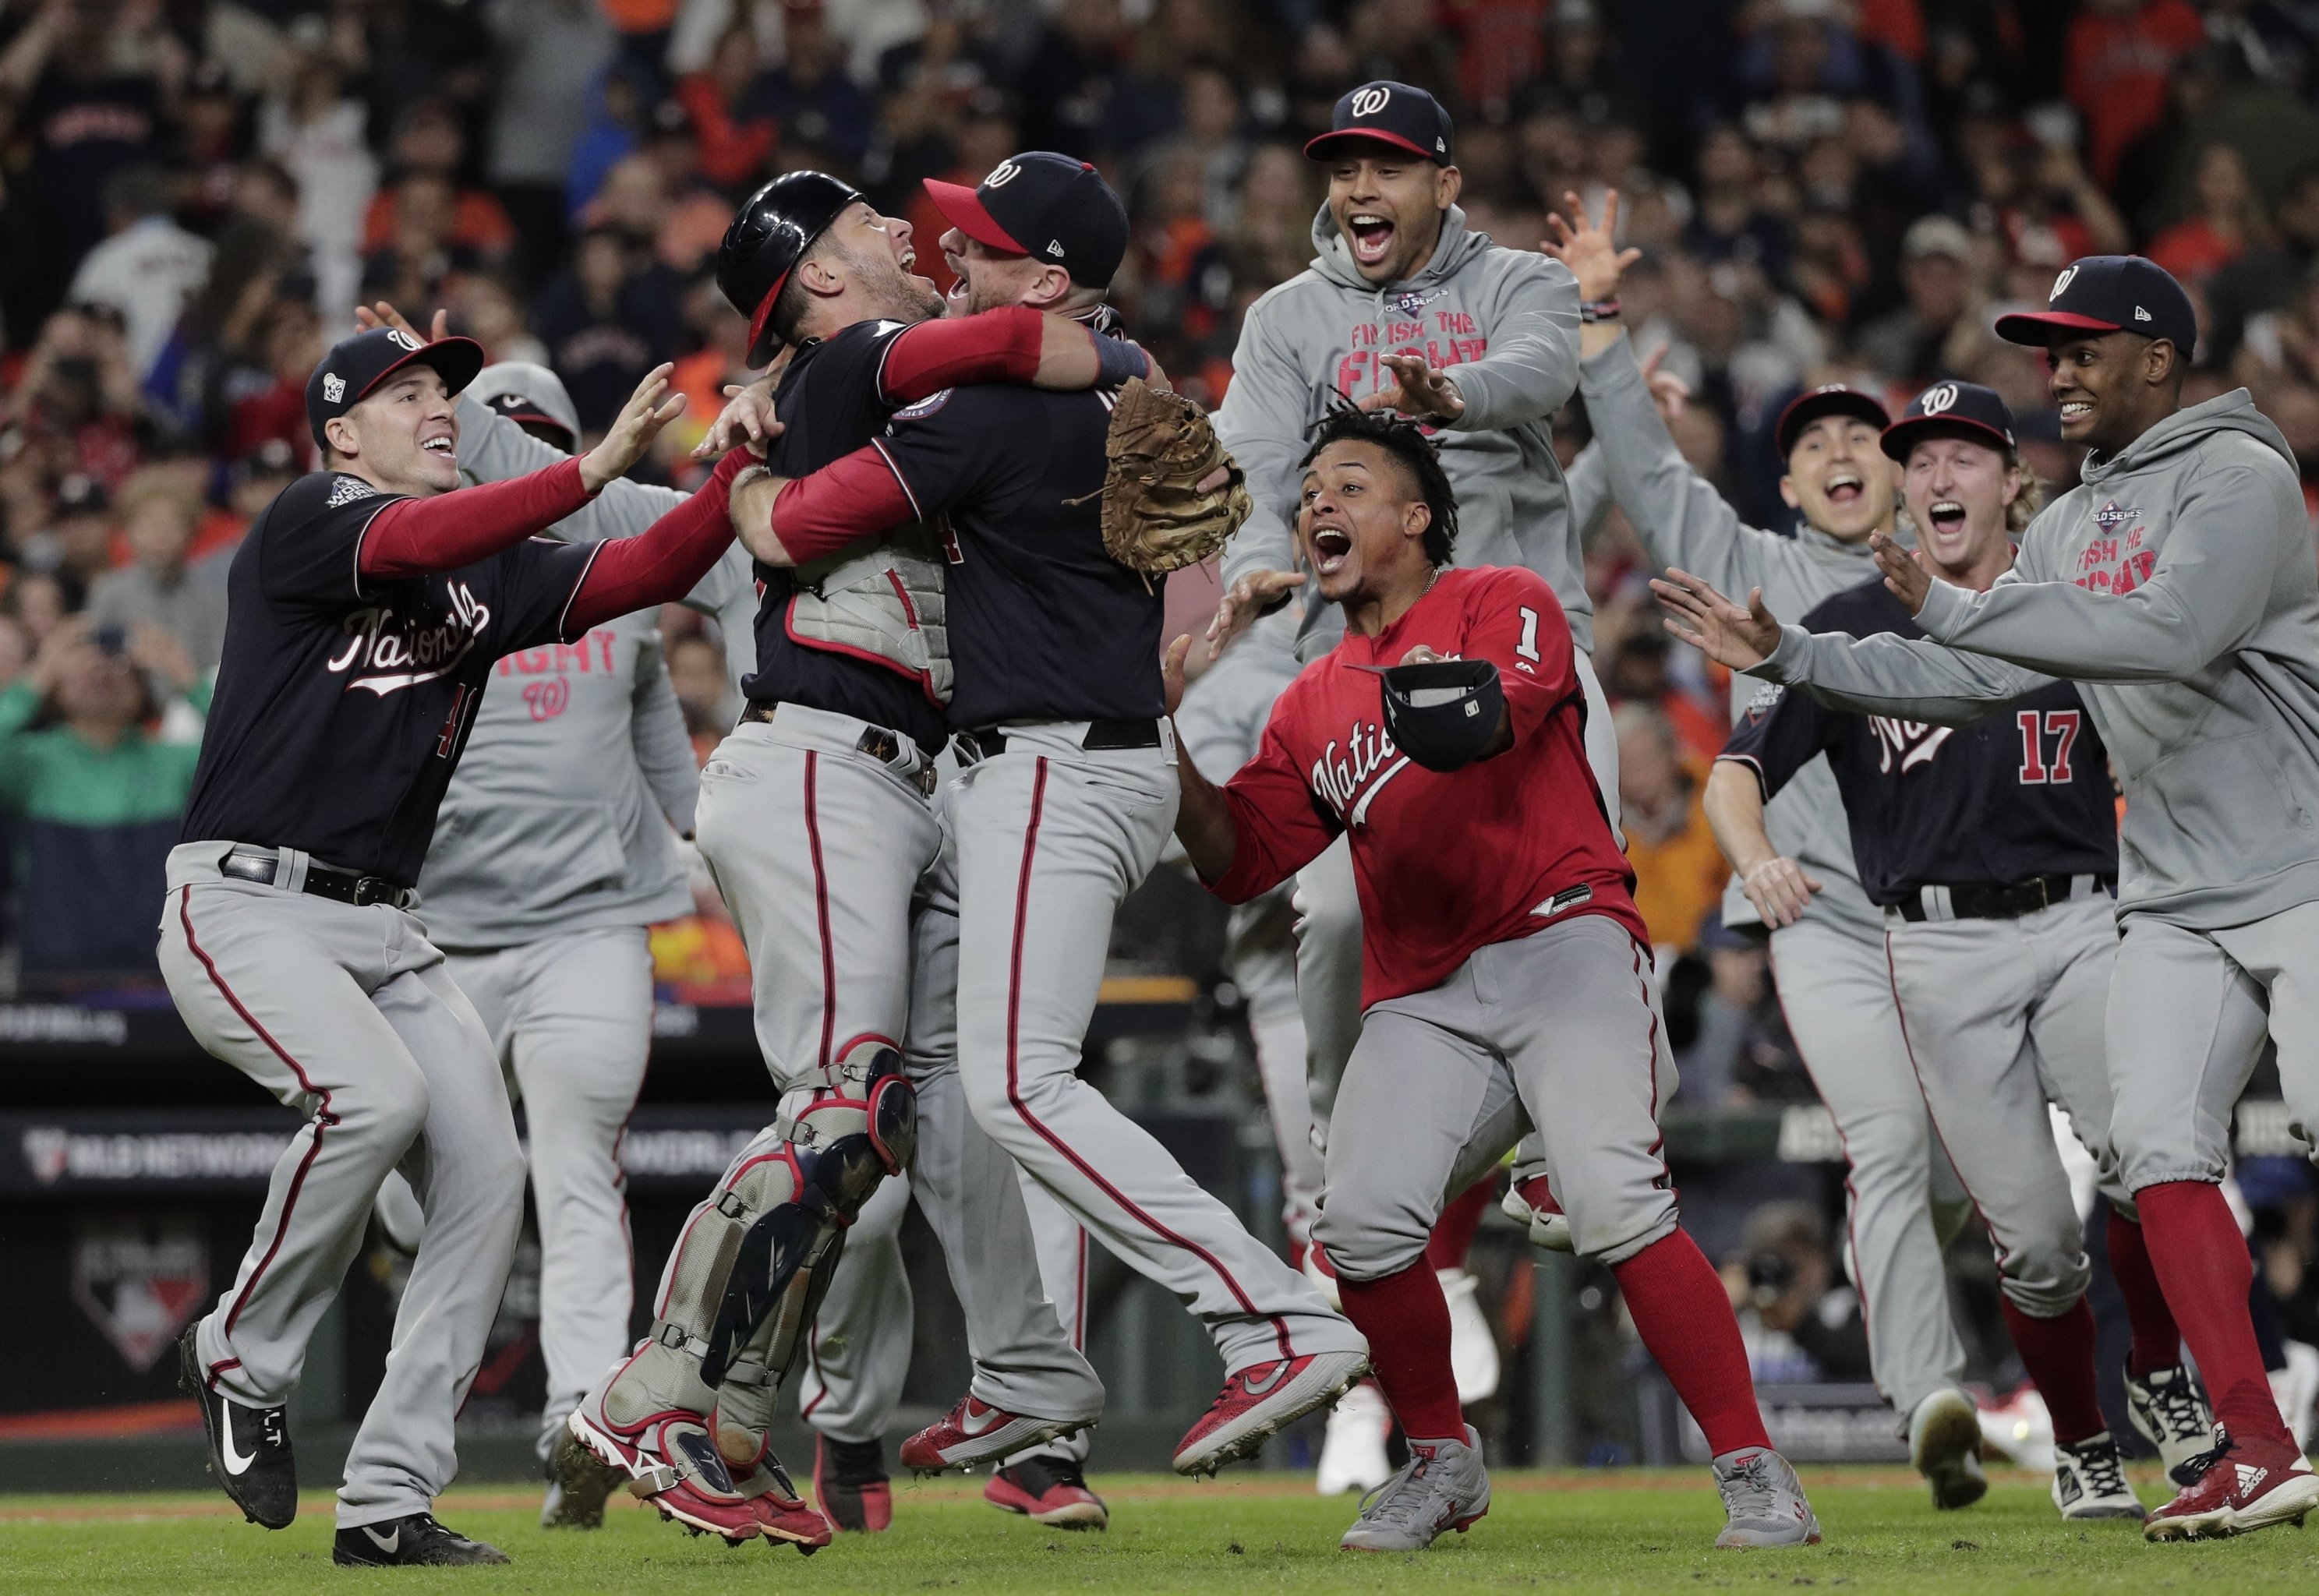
[1424, 1176, 1495, 1273]
[2135, 1181, 2290, 1446]
[2105, 1209, 2184, 1378]
[1336, 1260, 1465, 1444]
[1612, 1230, 1773, 1456]
[1999, 1298, 2106, 1444]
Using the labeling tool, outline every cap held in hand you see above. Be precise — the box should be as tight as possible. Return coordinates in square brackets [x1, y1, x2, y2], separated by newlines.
[1375, 657, 1503, 774]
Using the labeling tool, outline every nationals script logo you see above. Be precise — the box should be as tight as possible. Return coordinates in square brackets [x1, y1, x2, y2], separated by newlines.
[327, 581, 491, 694]
[1868, 716, 1953, 774]
[1310, 717, 1412, 828]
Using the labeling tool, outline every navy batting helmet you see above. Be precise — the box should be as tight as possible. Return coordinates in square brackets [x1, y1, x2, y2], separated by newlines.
[717, 170, 863, 367]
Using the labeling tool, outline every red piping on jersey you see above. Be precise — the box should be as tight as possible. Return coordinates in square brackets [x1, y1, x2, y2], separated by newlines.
[1630, 936, 1670, 1183]
[804, 750, 835, 1073]
[1000, 757, 1297, 1365]
[177, 886, 338, 1373]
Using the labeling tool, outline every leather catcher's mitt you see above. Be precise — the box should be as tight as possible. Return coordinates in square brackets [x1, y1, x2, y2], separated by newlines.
[1086, 377, 1252, 576]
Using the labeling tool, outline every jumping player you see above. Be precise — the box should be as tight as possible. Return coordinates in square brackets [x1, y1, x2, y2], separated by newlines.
[1716, 380, 2208, 1518]
[164, 330, 746, 1566]
[1543, 192, 1988, 1506]
[731, 151, 1370, 1479]
[1657, 255, 2319, 1541]
[1170, 408, 1817, 1552]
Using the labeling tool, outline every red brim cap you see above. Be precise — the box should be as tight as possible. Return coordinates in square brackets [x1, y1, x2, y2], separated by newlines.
[745, 270, 793, 367]
[1303, 129, 1437, 162]
[1879, 415, 2014, 462]
[1992, 309, 2122, 346]
[923, 178, 1028, 255]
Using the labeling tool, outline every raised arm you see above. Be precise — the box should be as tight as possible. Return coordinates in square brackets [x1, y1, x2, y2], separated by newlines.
[564, 450, 751, 632]
[1213, 293, 1316, 599]
[1907, 457, 2296, 683]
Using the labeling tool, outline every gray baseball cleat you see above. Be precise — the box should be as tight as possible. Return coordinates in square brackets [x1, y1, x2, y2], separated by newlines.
[1339, 1425, 1491, 1552]
[1907, 1388, 1988, 1510]
[2052, 1432, 2148, 1520]
[2125, 1365, 2214, 1487]
[1713, 1447, 1822, 1548]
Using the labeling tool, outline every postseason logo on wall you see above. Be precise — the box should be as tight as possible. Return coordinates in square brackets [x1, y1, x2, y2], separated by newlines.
[69, 1216, 210, 1372]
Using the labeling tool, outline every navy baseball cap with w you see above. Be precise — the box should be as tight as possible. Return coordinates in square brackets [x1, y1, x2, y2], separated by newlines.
[1880, 380, 2017, 462]
[1995, 255, 2197, 351]
[1305, 80, 1455, 165]
[924, 152, 1129, 288]
[306, 327, 484, 450]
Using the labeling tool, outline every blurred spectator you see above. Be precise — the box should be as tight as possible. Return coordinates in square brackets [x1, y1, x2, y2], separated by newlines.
[677, 22, 780, 189]
[1614, 700, 1729, 955]
[532, 227, 683, 430]
[259, 18, 380, 323]
[5, 569, 84, 654]
[762, 1, 876, 168]
[1672, 914, 1812, 1107]
[10, 309, 145, 489]
[488, 0, 617, 283]
[87, 473, 226, 677]
[567, 60, 658, 223]
[33, 475, 118, 591]
[1018, 0, 1175, 161]
[1723, 1199, 1872, 1384]
[2065, 0, 2206, 186]
[69, 166, 214, 381]
[2209, 164, 2319, 365]
[364, 99, 519, 263]
[0, 615, 207, 985]
[2148, 140, 2270, 281]
[1858, 214, 1972, 384]
[666, 629, 734, 761]
[362, 171, 481, 309]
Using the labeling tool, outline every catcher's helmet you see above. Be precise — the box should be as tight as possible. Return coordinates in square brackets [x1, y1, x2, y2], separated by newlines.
[1376, 657, 1504, 774]
[718, 170, 864, 366]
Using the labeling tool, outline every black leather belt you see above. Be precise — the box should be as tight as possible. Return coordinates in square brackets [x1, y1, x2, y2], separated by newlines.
[954, 719, 1163, 763]
[1892, 873, 2116, 923]
[739, 701, 936, 796]
[221, 848, 415, 909]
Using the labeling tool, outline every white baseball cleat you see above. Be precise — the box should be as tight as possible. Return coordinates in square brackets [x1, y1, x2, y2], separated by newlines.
[2125, 1364, 2214, 1486]
[1502, 1175, 1573, 1252]
[1907, 1388, 1987, 1510]
[1315, 1381, 1395, 1497]
[1439, 1268, 1502, 1405]
[2052, 1432, 2147, 1520]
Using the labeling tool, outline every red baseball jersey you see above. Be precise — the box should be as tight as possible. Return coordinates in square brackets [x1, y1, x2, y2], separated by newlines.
[1208, 564, 1644, 1007]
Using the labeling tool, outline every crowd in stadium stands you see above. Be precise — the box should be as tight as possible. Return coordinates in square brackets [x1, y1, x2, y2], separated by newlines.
[1, 0, 2317, 1079]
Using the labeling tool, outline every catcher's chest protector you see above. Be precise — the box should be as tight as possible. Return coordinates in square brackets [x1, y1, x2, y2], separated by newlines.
[787, 528, 953, 704]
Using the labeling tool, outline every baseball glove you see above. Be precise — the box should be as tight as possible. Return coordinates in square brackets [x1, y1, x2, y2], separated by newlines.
[1083, 377, 1253, 577]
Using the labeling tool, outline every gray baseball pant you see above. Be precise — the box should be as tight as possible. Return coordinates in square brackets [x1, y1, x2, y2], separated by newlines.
[793, 1172, 914, 1444]
[1884, 892, 2130, 1321]
[443, 925, 654, 1464]
[1317, 913, 1679, 1280]
[946, 725, 1361, 1374]
[158, 842, 525, 1530]
[2105, 897, 2319, 1192]
[1769, 916, 1971, 1417]
[698, 708, 1101, 1425]
[1228, 885, 1322, 1252]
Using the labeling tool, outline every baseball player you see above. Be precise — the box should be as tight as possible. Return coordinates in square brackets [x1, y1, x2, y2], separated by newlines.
[1656, 254, 2319, 1541]
[1716, 380, 2208, 1519]
[164, 328, 748, 1566]
[559, 173, 1143, 1548]
[1541, 194, 1988, 1506]
[731, 151, 1370, 1481]
[1170, 408, 1819, 1552]
[395, 363, 699, 1531]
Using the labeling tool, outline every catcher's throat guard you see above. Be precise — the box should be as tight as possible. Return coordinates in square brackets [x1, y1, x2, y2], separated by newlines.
[600, 1041, 917, 1439]
[1375, 658, 1504, 773]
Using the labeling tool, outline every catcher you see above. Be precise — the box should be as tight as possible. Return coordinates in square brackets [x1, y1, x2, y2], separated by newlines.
[730, 150, 1370, 1484]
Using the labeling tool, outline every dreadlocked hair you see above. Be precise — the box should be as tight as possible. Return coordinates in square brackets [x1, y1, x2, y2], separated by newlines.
[1299, 407, 1460, 565]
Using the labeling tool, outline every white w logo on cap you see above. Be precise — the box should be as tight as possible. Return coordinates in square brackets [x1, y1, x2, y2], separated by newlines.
[1351, 85, 1392, 118]
[984, 161, 1021, 188]
[1918, 383, 1959, 415]
[387, 329, 422, 352]
[2050, 265, 2078, 302]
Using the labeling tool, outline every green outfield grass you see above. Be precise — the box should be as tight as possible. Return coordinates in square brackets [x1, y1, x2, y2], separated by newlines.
[3, 1467, 2317, 1594]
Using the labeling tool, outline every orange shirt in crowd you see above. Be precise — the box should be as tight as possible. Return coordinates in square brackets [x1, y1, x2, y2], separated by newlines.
[362, 188, 518, 256]
[677, 74, 776, 189]
[1624, 774, 1732, 955]
[2063, 0, 2204, 185]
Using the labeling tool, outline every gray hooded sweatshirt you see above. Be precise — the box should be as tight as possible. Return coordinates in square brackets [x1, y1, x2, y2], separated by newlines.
[1213, 202, 1585, 657]
[1573, 335, 1886, 937]
[1752, 387, 2319, 930]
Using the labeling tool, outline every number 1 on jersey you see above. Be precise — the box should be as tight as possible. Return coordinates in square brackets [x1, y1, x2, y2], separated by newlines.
[1515, 606, 1542, 662]
[2017, 708, 2080, 784]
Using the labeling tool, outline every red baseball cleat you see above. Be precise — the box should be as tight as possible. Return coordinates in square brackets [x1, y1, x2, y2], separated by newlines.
[900, 1395, 1092, 1474]
[813, 1435, 893, 1533]
[564, 1406, 762, 1543]
[747, 1473, 835, 1554]
[1502, 1175, 1573, 1252]
[2143, 1424, 2319, 1541]
[1173, 1349, 1370, 1475]
[985, 1456, 1109, 1530]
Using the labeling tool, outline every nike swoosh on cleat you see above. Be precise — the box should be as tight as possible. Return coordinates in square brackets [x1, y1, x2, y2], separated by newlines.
[362, 1525, 399, 1554]
[1238, 1363, 1290, 1396]
[219, 1404, 256, 1477]
[959, 1405, 1009, 1437]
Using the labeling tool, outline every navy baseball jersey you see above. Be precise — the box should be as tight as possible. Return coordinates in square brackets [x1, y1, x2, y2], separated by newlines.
[1718, 577, 2117, 906]
[181, 470, 597, 885]
[748, 319, 949, 751]
[871, 380, 1164, 729]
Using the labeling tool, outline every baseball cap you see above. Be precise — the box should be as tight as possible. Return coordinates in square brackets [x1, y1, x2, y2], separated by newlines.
[55, 472, 108, 517]
[1774, 383, 1891, 458]
[1304, 80, 1455, 165]
[1994, 255, 2197, 351]
[468, 361, 581, 453]
[306, 327, 485, 451]
[1901, 214, 1972, 263]
[1879, 380, 2017, 462]
[923, 152, 1129, 288]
